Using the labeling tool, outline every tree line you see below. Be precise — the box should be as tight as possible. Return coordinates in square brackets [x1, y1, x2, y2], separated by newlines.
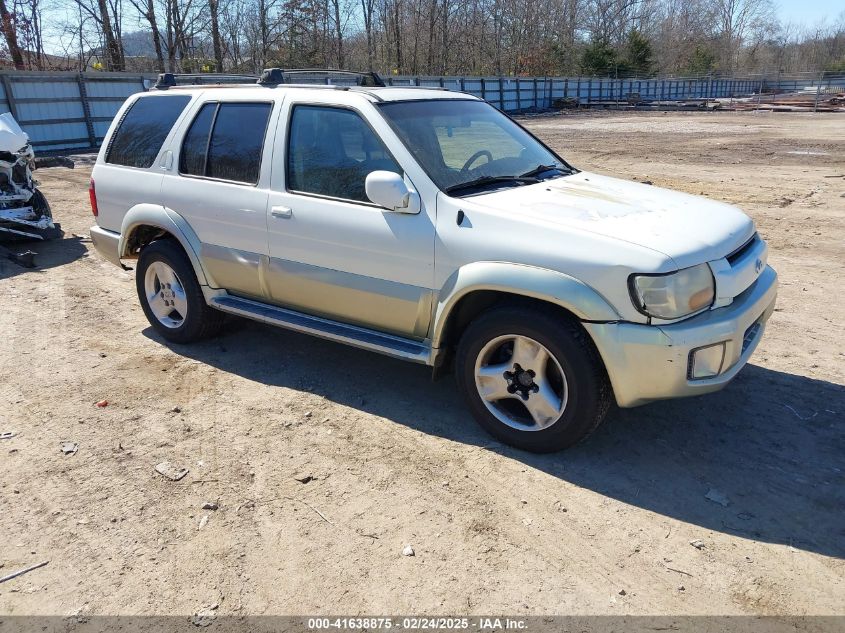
[3, 0, 845, 77]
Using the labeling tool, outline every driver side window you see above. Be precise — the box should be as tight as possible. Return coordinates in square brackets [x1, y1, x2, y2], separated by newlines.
[287, 105, 401, 203]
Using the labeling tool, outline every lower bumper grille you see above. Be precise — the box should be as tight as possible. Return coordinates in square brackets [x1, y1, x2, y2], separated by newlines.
[742, 320, 762, 354]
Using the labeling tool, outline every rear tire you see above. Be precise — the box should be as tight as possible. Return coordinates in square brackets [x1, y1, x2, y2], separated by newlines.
[455, 306, 611, 452]
[135, 239, 224, 343]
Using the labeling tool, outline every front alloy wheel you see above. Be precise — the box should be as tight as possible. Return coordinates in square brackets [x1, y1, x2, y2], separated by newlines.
[456, 306, 611, 452]
[474, 334, 568, 430]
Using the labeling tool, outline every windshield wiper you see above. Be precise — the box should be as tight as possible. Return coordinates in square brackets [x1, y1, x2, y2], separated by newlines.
[519, 164, 569, 179]
[444, 175, 538, 196]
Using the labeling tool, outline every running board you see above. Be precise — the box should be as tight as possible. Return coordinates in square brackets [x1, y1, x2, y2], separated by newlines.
[210, 295, 432, 364]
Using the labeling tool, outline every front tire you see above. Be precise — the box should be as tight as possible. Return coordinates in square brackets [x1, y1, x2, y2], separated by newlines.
[455, 306, 611, 452]
[135, 239, 224, 343]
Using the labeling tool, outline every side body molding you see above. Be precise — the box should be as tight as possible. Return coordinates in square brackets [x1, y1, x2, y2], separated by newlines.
[119, 205, 214, 287]
[431, 262, 621, 348]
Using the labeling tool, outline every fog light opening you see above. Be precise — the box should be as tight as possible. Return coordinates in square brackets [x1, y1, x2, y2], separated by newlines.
[689, 342, 727, 380]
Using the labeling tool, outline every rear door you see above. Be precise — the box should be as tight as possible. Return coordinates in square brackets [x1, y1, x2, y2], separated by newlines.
[161, 97, 279, 299]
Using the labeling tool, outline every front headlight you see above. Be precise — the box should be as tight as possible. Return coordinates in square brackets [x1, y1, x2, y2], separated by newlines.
[630, 263, 715, 320]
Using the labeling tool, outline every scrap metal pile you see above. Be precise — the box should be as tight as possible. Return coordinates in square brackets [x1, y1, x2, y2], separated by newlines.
[0, 113, 61, 243]
[552, 88, 845, 113]
[720, 89, 845, 112]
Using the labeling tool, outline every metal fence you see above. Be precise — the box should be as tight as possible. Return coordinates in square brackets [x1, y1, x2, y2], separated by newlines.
[390, 75, 761, 111]
[0, 71, 153, 152]
[1, 70, 841, 152]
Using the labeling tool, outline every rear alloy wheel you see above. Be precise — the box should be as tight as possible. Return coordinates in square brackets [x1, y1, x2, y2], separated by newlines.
[456, 306, 611, 452]
[136, 239, 224, 343]
[144, 260, 189, 329]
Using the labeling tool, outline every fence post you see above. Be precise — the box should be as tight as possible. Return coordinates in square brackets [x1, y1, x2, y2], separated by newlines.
[813, 72, 822, 113]
[1, 73, 19, 121]
[498, 77, 504, 110]
[480, 77, 486, 102]
[77, 73, 97, 148]
[533, 77, 538, 110]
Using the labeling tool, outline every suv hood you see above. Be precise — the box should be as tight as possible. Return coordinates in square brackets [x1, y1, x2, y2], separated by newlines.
[474, 171, 755, 269]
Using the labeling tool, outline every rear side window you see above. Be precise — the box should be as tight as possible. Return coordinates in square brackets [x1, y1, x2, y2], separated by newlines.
[179, 102, 272, 184]
[106, 95, 190, 168]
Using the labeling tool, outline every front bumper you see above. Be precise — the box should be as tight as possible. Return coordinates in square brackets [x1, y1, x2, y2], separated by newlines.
[89, 225, 122, 267]
[584, 265, 778, 408]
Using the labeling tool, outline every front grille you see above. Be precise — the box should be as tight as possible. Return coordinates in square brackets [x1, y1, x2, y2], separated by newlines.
[727, 234, 758, 265]
[742, 320, 762, 353]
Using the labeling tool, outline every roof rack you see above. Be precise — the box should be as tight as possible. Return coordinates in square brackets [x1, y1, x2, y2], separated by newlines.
[154, 68, 386, 90]
[258, 68, 386, 87]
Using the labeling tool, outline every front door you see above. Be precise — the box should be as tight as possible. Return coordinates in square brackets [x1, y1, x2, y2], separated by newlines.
[265, 99, 435, 339]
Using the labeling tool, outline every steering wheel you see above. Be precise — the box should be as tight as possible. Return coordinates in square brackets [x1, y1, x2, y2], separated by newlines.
[460, 150, 493, 173]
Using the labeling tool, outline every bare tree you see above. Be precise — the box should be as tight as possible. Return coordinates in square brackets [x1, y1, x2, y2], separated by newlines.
[208, 0, 223, 71]
[23, 0, 845, 78]
[127, 0, 165, 70]
[712, 0, 775, 70]
[0, 0, 24, 68]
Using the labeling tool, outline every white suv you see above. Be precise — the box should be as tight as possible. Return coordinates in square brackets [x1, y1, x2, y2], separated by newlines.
[89, 70, 777, 452]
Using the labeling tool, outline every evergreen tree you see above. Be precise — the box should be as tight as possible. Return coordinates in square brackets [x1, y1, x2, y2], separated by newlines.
[622, 30, 653, 76]
[581, 38, 617, 76]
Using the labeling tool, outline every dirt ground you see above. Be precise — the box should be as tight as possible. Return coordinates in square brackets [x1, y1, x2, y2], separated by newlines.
[0, 111, 843, 618]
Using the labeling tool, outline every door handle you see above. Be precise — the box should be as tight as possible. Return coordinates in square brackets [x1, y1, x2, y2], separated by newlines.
[270, 206, 292, 219]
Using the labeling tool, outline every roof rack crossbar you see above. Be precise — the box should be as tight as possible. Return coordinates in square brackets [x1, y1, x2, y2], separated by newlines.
[154, 72, 258, 89]
[257, 68, 385, 87]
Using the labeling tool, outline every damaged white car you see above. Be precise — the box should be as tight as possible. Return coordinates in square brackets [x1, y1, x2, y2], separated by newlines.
[0, 113, 60, 242]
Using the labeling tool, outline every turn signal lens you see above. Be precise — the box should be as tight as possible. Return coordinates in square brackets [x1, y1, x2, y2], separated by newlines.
[689, 342, 726, 380]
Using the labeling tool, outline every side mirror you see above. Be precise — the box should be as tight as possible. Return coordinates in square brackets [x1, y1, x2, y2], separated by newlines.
[365, 171, 420, 214]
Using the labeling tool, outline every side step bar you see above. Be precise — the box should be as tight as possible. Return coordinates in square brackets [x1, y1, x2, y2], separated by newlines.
[210, 295, 432, 365]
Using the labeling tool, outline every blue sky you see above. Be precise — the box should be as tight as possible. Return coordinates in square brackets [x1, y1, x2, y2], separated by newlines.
[777, 0, 844, 25]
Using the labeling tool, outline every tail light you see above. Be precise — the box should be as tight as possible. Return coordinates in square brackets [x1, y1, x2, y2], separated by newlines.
[89, 178, 98, 217]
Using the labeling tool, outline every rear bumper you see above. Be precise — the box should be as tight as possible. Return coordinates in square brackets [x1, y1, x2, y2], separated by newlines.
[89, 225, 122, 267]
[584, 265, 778, 407]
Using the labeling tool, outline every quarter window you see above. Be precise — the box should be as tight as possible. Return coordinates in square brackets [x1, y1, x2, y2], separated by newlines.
[106, 95, 190, 168]
[287, 105, 401, 202]
[179, 102, 272, 184]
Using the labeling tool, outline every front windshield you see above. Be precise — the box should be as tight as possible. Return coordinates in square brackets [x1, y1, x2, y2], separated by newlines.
[378, 99, 573, 195]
